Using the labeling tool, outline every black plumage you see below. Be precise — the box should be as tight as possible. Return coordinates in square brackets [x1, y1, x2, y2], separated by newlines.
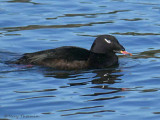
[15, 35, 131, 70]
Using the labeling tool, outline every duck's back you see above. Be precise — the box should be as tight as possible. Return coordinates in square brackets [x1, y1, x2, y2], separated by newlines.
[16, 46, 90, 69]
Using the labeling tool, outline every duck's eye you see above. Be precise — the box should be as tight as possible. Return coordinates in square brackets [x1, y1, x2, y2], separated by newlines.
[104, 38, 111, 44]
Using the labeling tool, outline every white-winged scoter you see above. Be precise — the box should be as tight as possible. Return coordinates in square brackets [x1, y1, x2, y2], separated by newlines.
[15, 35, 132, 70]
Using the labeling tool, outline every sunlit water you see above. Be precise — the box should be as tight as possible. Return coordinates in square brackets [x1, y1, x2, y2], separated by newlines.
[0, 0, 160, 120]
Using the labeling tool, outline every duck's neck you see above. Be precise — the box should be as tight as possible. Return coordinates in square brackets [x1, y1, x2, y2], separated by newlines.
[87, 52, 118, 68]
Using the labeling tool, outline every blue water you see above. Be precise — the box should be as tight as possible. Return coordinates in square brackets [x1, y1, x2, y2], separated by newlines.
[0, 0, 160, 120]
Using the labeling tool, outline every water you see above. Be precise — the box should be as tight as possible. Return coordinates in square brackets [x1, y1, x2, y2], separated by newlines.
[0, 0, 160, 120]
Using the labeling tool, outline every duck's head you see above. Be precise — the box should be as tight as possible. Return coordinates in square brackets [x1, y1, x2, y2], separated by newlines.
[90, 35, 132, 56]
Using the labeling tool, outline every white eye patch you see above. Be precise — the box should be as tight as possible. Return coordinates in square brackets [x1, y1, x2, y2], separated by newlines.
[104, 38, 111, 44]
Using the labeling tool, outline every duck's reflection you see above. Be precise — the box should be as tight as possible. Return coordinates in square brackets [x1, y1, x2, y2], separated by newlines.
[83, 68, 125, 101]
[91, 68, 123, 84]
[44, 66, 123, 85]
[43, 66, 126, 101]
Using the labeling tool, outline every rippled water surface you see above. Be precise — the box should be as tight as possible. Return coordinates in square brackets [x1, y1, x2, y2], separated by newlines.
[1, 0, 160, 120]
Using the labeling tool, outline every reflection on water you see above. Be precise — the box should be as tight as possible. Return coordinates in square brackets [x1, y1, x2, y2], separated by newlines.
[138, 49, 160, 58]
[1, 0, 160, 120]
[7, 0, 40, 4]
[2, 21, 113, 32]
[113, 32, 160, 35]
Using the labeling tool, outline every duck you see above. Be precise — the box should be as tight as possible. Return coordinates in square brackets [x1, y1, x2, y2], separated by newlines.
[15, 35, 132, 70]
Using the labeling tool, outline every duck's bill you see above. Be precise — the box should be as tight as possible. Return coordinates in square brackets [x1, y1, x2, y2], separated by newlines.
[120, 51, 132, 56]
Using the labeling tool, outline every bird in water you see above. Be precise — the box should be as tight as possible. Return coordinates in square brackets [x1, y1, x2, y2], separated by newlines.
[15, 35, 132, 70]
